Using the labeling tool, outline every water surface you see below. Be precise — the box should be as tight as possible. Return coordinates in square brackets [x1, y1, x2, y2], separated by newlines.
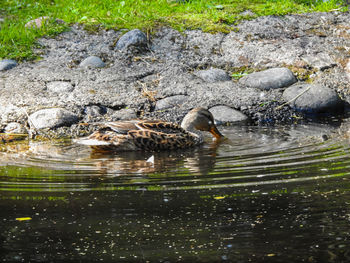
[1, 124, 350, 262]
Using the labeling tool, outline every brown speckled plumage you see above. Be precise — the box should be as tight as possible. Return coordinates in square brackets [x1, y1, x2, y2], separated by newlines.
[75, 108, 223, 151]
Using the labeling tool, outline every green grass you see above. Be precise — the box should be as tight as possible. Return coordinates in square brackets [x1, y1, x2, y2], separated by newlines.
[0, 0, 348, 61]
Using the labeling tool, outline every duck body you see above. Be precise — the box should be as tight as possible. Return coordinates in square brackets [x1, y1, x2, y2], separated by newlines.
[75, 108, 223, 152]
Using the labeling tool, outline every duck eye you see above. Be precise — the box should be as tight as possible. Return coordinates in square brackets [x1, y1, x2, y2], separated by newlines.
[208, 120, 213, 125]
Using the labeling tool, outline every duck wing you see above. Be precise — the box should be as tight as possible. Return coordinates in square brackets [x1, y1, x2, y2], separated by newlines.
[128, 129, 197, 151]
[102, 120, 186, 134]
[103, 120, 142, 134]
[136, 120, 187, 134]
[74, 120, 140, 150]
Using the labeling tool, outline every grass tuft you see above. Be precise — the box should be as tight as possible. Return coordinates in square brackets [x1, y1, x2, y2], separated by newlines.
[0, 0, 348, 61]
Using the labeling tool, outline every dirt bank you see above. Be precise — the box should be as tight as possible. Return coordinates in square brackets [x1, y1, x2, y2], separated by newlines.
[1, 11, 350, 138]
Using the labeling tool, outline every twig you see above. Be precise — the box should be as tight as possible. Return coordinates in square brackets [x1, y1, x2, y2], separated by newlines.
[275, 86, 312, 111]
[21, 108, 38, 139]
[138, 81, 157, 102]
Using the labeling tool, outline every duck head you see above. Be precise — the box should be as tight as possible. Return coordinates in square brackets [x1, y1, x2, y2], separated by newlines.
[181, 108, 223, 139]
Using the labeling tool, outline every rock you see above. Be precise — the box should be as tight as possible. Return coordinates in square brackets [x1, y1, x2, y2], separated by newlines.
[282, 84, 343, 113]
[0, 59, 17, 71]
[79, 56, 105, 68]
[346, 59, 350, 82]
[155, 95, 189, 110]
[110, 108, 137, 120]
[209, 105, 248, 124]
[47, 81, 74, 93]
[0, 104, 24, 124]
[29, 108, 79, 129]
[25, 16, 50, 29]
[82, 105, 108, 122]
[25, 16, 64, 29]
[239, 68, 297, 90]
[195, 68, 231, 83]
[301, 53, 336, 70]
[116, 29, 148, 52]
[4, 122, 27, 134]
[84, 105, 105, 117]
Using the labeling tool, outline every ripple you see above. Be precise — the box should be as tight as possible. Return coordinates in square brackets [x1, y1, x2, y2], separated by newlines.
[0, 124, 349, 192]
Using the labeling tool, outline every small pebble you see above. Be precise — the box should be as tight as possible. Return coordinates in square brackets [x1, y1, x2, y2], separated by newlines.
[4, 122, 27, 134]
[155, 95, 189, 110]
[116, 29, 148, 52]
[0, 59, 17, 71]
[79, 56, 105, 68]
[195, 68, 231, 83]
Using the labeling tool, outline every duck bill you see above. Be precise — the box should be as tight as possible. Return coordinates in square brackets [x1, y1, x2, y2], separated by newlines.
[209, 125, 224, 139]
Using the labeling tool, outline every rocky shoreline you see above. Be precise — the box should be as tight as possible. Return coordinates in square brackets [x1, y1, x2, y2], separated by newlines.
[1, 11, 350, 139]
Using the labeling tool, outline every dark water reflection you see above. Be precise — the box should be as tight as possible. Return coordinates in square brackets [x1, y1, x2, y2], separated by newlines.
[1, 124, 350, 262]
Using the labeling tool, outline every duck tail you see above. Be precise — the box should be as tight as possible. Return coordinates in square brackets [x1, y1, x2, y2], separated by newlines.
[73, 137, 111, 146]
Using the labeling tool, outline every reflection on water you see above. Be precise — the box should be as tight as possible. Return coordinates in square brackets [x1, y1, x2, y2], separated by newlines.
[1, 124, 350, 262]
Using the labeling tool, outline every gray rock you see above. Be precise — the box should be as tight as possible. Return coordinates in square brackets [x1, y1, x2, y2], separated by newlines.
[116, 29, 148, 52]
[47, 81, 74, 93]
[195, 68, 231, 83]
[4, 122, 27, 134]
[209, 105, 248, 124]
[85, 105, 104, 117]
[29, 108, 79, 129]
[110, 108, 137, 120]
[282, 84, 343, 113]
[79, 56, 105, 68]
[155, 95, 189, 110]
[82, 105, 108, 122]
[239, 68, 297, 90]
[301, 53, 336, 70]
[0, 59, 17, 71]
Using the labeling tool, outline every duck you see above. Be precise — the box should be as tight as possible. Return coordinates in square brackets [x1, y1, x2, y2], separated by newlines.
[74, 107, 223, 151]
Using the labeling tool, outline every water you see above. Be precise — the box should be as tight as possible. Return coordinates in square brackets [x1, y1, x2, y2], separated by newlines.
[1, 124, 350, 262]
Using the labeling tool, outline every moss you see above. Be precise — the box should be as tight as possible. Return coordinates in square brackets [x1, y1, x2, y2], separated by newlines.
[82, 23, 105, 34]
[286, 63, 317, 82]
[0, 133, 28, 144]
[229, 66, 259, 80]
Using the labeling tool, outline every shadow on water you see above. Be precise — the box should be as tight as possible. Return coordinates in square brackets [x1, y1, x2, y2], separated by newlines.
[1, 124, 350, 262]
